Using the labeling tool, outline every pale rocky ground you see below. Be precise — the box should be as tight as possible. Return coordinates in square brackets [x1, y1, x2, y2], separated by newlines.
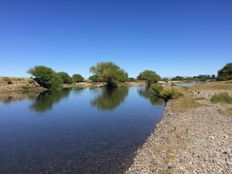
[0, 77, 44, 92]
[126, 90, 232, 174]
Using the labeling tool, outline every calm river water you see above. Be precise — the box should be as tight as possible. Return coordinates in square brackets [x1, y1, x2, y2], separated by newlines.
[0, 86, 163, 174]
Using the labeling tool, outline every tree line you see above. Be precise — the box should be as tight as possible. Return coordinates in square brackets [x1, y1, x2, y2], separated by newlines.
[27, 62, 232, 90]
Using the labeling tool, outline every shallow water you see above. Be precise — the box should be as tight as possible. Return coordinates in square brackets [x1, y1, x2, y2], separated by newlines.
[0, 87, 163, 174]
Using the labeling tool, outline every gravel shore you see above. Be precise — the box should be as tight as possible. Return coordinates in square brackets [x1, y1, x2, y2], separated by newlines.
[126, 99, 232, 173]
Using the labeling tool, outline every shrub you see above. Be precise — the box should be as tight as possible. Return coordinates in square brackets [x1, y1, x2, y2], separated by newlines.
[161, 87, 183, 102]
[210, 93, 232, 104]
[149, 84, 163, 96]
[57, 72, 72, 84]
[137, 70, 161, 85]
[72, 74, 84, 83]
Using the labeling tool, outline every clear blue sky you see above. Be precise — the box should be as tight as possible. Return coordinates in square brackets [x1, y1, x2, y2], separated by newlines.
[0, 0, 231, 78]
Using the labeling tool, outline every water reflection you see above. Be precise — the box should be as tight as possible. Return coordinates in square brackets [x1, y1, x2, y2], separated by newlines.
[91, 87, 129, 110]
[0, 91, 40, 105]
[137, 87, 163, 105]
[30, 89, 71, 112]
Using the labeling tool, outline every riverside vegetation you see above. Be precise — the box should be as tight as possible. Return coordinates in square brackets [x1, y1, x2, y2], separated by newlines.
[1, 62, 231, 92]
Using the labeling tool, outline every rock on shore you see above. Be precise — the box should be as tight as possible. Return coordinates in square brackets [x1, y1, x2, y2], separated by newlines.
[126, 102, 232, 174]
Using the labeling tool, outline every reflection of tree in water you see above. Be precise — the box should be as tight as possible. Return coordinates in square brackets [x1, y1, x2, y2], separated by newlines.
[30, 89, 71, 112]
[72, 88, 84, 95]
[91, 87, 129, 110]
[138, 87, 163, 105]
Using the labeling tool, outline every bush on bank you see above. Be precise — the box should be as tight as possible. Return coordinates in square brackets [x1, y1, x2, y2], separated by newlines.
[149, 84, 183, 102]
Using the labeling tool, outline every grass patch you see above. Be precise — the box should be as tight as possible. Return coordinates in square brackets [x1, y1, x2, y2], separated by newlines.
[161, 87, 183, 101]
[170, 96, 201, 112]
[210, 93, 232, 104]
[2, 77, 13, 85]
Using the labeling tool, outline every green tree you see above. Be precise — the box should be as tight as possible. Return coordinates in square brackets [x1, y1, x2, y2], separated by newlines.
[72, 74, 84, 83]
[129, 77, 136, 82]
[137, 70, 161, 85]
[171, 76, 184, 81]
[27, 65, 63, 90]
[57, 72, 72, 84]
[218, 63, 232, 81]
[90, 62, 128, 87]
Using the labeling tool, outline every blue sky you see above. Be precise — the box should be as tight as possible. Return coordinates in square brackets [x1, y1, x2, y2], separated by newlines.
[0, 0, 231, 78]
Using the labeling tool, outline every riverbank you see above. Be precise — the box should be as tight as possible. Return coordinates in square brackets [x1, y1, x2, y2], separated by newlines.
[126, 82, 232, 173]
[0, 77, 46, 92]
[0, 77, 146, 93]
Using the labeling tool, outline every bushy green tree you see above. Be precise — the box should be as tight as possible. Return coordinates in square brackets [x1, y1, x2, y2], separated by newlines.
[90, 62, 128, 87]
[129, 77, 136, 82]
[57, 72, 73, 84]
[218, 63, 232, 81]
[137, 70, 161, 85]
[72, 74, 84, 83]
[27, 66, 63, 90]
[171, 76, 184, 81]
[193, 75, 211, 81]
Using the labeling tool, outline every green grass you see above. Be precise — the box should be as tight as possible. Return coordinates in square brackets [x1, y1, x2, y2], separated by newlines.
[210, 93, 232, 104]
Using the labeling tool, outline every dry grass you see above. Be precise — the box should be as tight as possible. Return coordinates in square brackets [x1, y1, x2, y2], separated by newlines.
[163, 86, 190, 95]
[218, 107, 232, 117]
[191, 81, 232, 91]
